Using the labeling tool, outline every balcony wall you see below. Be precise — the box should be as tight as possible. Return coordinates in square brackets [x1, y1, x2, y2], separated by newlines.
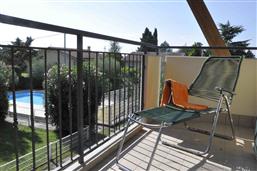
[164, 56, 257, 117]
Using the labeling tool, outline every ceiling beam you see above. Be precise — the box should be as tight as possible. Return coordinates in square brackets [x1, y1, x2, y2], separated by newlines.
[187, 0, 231, 56]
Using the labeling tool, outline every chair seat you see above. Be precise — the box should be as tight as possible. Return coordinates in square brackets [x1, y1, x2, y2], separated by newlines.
[135, 105, 201, 124]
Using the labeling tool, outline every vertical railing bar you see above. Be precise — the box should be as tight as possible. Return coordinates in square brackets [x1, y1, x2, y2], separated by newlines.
[123, 54, 126, 124]
[118, 53, 121, 130]
[95, 52, 99, 145]
[68, 50, 73, 160]
[57, 49, 63, 167]
[132, 54, 135, 113]
[29, 48, 36, 170]
[108, 53, 111, 136]
[102, 52, 105, 136]
[135, 54, 138, 112]
[77, 35, 84, 164]
[88, 50, 92, 148]
[44, 49, 50, 170]
[138, 54, 141, 111]
[141, 53, 146, 110]
[11, 47, 19, 171]
[138, 54, 142, 111]
[127, 54, 131, 117]
[113, 53, 117, 133]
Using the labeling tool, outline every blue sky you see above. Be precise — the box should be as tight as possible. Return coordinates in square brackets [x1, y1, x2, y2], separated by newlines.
[0, 0, 256, 53]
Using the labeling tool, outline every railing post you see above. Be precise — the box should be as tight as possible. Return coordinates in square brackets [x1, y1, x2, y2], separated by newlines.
[141, 52, 146, 110]
[143, 52, 161, 109]
[77, 34, 84, 164]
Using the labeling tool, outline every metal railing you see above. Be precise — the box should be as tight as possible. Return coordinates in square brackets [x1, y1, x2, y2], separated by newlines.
[0, 14, 256, 171]
[0, 44, 143, 170]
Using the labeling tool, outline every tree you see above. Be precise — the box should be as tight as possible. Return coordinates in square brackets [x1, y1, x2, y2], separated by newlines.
[184, 42, 210, 56]
[219, 21, 255, 58]
[0, 37, 39, 77]
[109, 41, 121, 53]
[138, 27, 158, 52]
[159, 41, 172, 53]
[47, 64, 107, 135]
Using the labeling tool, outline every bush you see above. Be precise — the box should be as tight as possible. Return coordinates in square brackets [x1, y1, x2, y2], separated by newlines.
[32, 57, 44, 89]
[0, 61, 10, 121]
[46, 63, 107, 136]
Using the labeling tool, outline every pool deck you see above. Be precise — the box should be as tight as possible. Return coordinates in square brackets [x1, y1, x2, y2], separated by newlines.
[9, 102, 45, 118]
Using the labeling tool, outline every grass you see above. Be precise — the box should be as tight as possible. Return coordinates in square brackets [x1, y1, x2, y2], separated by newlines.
[0, 121, 58, 166]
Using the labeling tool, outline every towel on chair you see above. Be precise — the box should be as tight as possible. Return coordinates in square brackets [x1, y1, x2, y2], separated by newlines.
[160, 79, 208, 110]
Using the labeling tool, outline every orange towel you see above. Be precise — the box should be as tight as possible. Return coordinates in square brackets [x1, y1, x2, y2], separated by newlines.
[160, 79, 208, 111]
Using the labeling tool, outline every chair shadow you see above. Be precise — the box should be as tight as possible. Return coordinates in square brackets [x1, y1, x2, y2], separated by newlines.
[159, 122, 257, 171]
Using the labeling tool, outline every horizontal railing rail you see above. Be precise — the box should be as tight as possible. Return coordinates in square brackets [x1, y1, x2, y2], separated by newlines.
[0, 14, 256, 51]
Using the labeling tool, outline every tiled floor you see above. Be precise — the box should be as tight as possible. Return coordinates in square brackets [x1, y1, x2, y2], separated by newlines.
[92, 121, 257, 171]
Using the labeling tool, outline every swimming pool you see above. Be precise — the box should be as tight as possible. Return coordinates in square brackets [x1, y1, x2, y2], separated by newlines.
[8, 91, 44, 106]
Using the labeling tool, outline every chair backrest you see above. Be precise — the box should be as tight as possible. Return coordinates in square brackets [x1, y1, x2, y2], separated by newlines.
[188, 56, 243, 101]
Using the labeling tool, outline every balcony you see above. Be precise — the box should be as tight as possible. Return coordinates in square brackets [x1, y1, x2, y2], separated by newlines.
[0, 14, 256, 171]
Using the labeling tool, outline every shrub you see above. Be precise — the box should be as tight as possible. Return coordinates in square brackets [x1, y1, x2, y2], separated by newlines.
[0, 61, 10, 121]
[32, 57, 44, 89]
[46, 63, 107, 136]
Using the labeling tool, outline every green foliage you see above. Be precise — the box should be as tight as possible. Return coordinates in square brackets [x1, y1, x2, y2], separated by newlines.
[0, 61, 18, 121]
[0, 65, 8, 121]
[159, 41, 172, 53]
[0, 61, 19, 87]
[0, 37, 40, 78]
[32, 57, 45, 89]
[219, 21, 255, 58]
[183, 42, 210, 57]
[121, 66, 138, 86]
[46, 64, 106, 135]
[109, 41, 121, 53]
[138, 27, 158, 52]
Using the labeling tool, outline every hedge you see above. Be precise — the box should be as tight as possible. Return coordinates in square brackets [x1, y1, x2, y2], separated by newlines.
[0, 61, 10, 121]
[46, 63, 107, 136]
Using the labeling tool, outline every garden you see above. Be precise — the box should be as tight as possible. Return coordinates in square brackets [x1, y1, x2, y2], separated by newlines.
[0, 38, 140, 169]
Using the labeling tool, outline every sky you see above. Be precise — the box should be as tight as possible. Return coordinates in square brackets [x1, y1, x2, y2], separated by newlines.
[0, 0, 256, 53]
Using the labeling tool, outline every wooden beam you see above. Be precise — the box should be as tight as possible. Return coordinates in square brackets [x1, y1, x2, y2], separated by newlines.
[187, 0, 231, 57]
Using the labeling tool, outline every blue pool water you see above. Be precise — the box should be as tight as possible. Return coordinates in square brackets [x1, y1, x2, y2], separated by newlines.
[8, 91, 44, 105]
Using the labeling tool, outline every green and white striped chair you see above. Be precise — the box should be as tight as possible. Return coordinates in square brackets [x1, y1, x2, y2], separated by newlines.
[116, 56, 243, 171]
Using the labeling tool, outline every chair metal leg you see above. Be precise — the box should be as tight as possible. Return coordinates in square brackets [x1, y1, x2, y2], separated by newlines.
[162, 96, 224, 156]
[116, 114, 133, 171]
[146, 122, 164, 171]
[183, 95, 235, 141]
[224, 96, 235, 140]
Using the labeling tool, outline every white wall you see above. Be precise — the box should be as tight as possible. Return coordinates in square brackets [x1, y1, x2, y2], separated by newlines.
[164, 56, 257, 117]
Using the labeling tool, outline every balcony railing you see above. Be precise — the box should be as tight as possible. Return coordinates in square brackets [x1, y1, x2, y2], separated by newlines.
[0, 14, 256, 171]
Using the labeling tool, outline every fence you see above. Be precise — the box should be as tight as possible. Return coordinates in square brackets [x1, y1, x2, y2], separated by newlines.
[0, 128, 89, 171]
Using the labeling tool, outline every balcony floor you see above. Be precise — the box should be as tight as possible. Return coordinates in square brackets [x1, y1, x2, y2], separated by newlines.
[91, 120, 256, 171]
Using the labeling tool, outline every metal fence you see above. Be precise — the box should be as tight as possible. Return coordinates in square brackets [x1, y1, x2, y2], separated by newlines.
[0, 14, 145, 171]
[0, 44, 144, 170]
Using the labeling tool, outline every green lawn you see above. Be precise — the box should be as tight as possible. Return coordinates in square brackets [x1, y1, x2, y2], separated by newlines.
[0, 121, 58, 166]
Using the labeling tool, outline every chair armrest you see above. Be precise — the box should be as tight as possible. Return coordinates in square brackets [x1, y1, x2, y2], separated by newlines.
[215, 87, 236, 96]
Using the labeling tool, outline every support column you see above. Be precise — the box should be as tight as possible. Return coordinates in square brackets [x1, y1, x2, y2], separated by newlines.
[77, 34, 84, 164]
[187, 0, 231, 57]
[143, 53, 161, 109]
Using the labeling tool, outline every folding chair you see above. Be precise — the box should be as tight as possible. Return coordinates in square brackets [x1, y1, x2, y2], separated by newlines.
[116, 56, 243, 171]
